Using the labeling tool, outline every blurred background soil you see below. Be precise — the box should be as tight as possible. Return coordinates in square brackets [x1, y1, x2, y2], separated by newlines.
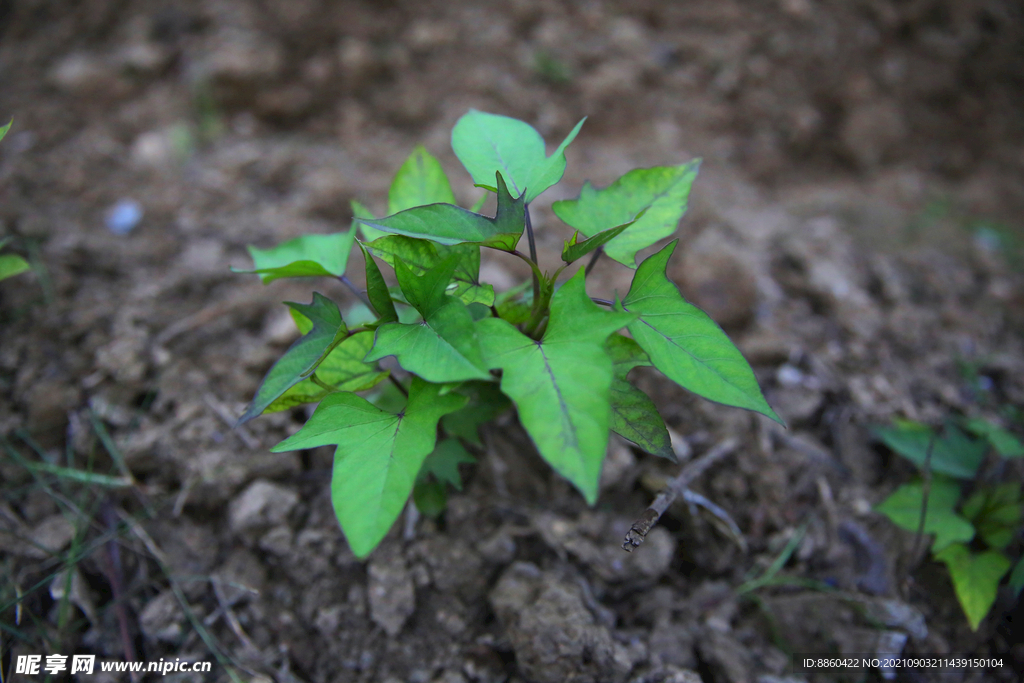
[1, 1, 1023, 682]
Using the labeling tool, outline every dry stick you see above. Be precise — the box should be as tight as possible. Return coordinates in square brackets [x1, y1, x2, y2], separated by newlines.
[204, 393, 259, 450]
[154, 292, 258, 348]
[211, 581, 259, 654]
[622, 438, 739, 551]
[121, 511, 251, 682]
[100, 502, 137, 676]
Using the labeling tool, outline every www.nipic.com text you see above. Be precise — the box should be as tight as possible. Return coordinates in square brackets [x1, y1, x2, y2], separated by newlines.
[14, 654, 212, 676]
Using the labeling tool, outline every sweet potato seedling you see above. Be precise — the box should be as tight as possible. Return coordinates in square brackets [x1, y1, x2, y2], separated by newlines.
[236, 110, 781, 558]
[874, 418, 1024, 630]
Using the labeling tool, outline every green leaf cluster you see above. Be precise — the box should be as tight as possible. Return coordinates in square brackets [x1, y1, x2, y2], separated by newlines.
[0, 122, 30, 284]
[234, 110, 779, 558]
[0, 238, 31, 283]
[875, 418, 1024, 630]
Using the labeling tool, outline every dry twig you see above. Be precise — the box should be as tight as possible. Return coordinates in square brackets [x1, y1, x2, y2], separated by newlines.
[622, 438, 739, 552]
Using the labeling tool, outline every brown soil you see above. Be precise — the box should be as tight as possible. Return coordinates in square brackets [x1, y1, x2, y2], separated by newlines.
[2, 1, 1023, 682]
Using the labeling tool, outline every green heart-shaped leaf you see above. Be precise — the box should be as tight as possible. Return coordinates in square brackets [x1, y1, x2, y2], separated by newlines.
[264, 331, 389, 413]
[367, 234, 494, 307]
[1009, 556, 1024, 599]
[272, 377, 466, 557]
[357, 173, 525, 251]
[451, 109, 585, 204]
[440, 382, 511, 447]
[619, 240, 781, 424]
[419, 438, 475, 491]
[875, 478, 975, 552]
[358, 242, 398, 323]
[364, 256, 492, 383]
[238, 293, 348, 424]
[552, 161, 699, 267]
[934, 544, 1011, 631]
[961, 417, 1024, 458]
[0, 253, 30, 282]
[560, 210, 645, 264]
[389, 145, 457, 214]
[236, 232, 355, 284]
[476, 268, 635, 502]
[873, 421, 986, 479]
[960, 483, 1022, 550]
[605, 334, 674, 461]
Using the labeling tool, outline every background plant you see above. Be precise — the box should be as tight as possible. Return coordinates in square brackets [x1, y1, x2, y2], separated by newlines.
[874, 418, 1024, 630]
[236, 110, 781, 558]
[0, 120, 31, 284]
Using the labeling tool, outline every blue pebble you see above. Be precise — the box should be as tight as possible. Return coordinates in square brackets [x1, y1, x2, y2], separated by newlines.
[106, 199, 143, 235]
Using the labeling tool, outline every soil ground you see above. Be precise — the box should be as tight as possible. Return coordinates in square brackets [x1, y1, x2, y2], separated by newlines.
[1, 1, 1023, 682]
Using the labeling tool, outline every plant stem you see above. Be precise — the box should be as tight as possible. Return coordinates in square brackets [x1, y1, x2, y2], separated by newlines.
[908, 432, 936, 572]
[388, 373, 409, 397]
[310, 373, 334, 392]
[524, 203, 540, 304]
[338, 275, 372, 309]
[585, 246, 603, 275]
[510, 250, 546, 285]
[591, 297, 615, 307]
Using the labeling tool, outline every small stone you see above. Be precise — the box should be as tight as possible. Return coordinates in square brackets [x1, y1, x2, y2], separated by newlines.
[5, 514, 75, 559]
[660, 668, 704, 683]
[228, 479, 299, 537]
[841, 100, 905, 169]
[139, 589, 184, 643]
[337, 38, 380, 90]
[697, 630, 754, 683]
[580, 60, 641, 104]
[116, 42, 172, 75]
[770, 386, 824, 425]
[49, 569, 99, 625]
[25, 379, 80, 447]
[314, 605, 343, 636]
[776, 364, 804, 387]
[214, 547, 267, 604]
[649, 617, 698, 669]
[47, 53, 125, 96]
[254, 84, 315, 121]
[367, 545, 416, 636]
[94, 324, 149, 383]
[608, 17, 648, 53]
[176, 238, 225, 276]
[430, 671, 467, 683]
[406, 20, 460, 51]
[131, 129, 177, 169]
[200, 28, 285, 105]
[476, 529, 517, 564]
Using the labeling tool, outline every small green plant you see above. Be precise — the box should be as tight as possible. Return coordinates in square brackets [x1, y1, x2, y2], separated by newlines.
[875, 418, 1024, 630]
[0, 120, 31, 283]
[235, 110, 781, 557]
